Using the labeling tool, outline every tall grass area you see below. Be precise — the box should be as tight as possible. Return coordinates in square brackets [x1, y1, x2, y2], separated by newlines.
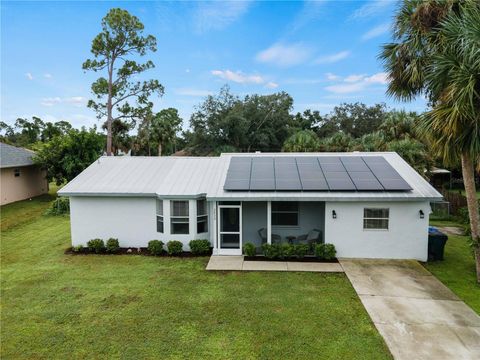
[1, 196, 391, 359]
[428, 219, 480, 314]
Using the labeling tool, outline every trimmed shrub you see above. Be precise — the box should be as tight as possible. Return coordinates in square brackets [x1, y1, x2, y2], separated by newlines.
[45, 197, 70, 215]
[243, 242, 256, 257]
[294, 244, 309, 259]
[106, 238, 120, 253]
[189, 239, 211, 255]
[167, 240, 183, 255]
[323, 243, 337, 260]
[148, 240, 164, 255]
[281, 243, 295, 259]
[315, 244, 326, 259]
[72, 245, 83, 253]
[261, 243, 277, 259]
[87, 238, 105, 254]
[314, 243, 336, 260]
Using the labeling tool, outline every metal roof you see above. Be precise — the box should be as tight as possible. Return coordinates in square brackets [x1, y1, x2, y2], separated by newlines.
[58, 152, 443, 202]
[0, 142, 36, 168]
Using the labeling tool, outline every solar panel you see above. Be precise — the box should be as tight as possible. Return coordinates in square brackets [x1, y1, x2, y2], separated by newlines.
[223, 155, 412, 192]
[363, 156, 412, 190]
[250, 157, 275, 190]
[223, 157, 251, 190]
[274, 157, 302, 190]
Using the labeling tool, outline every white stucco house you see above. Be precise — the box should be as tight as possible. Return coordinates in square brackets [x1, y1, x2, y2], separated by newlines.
[59, 152, 442, 261]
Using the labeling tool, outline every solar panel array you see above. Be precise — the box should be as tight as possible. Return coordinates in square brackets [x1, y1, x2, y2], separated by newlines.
[223, 156, 412, 192]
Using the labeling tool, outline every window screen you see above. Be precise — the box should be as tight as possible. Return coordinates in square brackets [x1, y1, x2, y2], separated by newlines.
[171, 200, 189, 234]
[363, 208, 389, 230]
[272, 202, 299, 226]
[156, 200, 164, 233]
[197, 199, 208, 233]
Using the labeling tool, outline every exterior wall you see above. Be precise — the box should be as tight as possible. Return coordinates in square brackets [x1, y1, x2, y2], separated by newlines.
[1, 166, 48, 205]
[242, 201, 267, 246]
[324, 201, 430, 261]
[69, 197, 211, 249]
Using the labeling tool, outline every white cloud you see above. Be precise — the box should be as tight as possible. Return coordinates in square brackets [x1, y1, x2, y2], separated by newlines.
[344, 74, 366, 83]
[43, 73, 53, 79]
[350, 0, 392, 20]
[64, 96, 87, 106]
[364, 72, 389, 84]
[41, 96, 87, 107]
[41, 97, 62, 106]
[185, 68, 190, 73]
[325, 83, 366, 94]
[194, 1, 251, 33]
[25, 72, 33, 80]
[325, 73, 339, 81]
[256, 43, 312, 67]
[175, 88, 213, 97]
[314, 50, 350, 64]
[325, 72, 389, 94]
[211, 69, 264, 84]
[289, 0, 327, 32]
[265, 81, 279, 89]
[362, 23, 390, 40]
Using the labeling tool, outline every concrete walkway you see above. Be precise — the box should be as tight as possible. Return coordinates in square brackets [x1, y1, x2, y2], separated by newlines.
[340, 259, 480, 360]
[206, 255, 343, 272]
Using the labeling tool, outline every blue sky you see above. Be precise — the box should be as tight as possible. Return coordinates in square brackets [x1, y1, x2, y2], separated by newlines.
[1, 0, 427, 130]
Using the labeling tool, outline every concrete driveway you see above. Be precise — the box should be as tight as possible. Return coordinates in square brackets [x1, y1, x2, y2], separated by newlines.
[340, 259, 480, 360]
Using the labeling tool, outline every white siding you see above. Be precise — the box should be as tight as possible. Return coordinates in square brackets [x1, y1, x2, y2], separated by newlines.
[70, 197, 211, 249]
[324, 201, 430, 261]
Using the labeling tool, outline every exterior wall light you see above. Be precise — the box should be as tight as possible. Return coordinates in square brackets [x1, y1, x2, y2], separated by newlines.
[332, 210, 337, 219]
[419, 210, 424, 219]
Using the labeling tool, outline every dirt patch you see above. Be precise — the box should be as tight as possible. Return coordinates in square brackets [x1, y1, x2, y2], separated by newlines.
[64, 247, 212, 257]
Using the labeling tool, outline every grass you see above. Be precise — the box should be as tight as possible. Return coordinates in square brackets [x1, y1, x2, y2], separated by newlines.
[1, 197, 391, 359]
[448, 189, 480, 199]
[426, 219, 480, 314]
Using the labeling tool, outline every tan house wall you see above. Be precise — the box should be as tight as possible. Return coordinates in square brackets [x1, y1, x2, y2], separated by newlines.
[0, 166, 48, 205]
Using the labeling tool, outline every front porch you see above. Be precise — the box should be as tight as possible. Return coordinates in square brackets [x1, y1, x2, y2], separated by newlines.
[213, 201, 326, 256]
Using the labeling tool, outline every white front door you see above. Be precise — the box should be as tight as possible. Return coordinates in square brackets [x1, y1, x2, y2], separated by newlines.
[217, 204, 242, 255]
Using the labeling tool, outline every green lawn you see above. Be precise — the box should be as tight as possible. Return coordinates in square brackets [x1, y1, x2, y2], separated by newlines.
[427, 220, 480, 314]
[1, 198, 391, 359]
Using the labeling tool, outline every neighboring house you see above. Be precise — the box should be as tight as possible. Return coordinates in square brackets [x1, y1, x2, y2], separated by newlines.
[0, 142, 48, 205]
[59, 152, 442, 261]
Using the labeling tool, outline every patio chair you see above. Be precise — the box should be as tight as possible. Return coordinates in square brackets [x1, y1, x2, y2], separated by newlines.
[258, 228, 282, 244]
[297, 229, 322, 247]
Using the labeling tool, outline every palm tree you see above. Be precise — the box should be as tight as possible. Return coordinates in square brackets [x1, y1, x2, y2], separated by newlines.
[380, 0, 480, 281]
[282, 130, 320, 152]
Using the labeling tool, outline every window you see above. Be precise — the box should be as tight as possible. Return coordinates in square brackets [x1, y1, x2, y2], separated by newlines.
[272, 202, 299, 226]
[14, 168, 20, 177]
[171, 200, 189, 234]
[363, 208, 389, 230]
[156, 200, 164, 233]
[197, 199, 208, 233]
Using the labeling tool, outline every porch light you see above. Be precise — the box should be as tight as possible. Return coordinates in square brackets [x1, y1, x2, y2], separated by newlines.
[332, 210, 337, 219]
[419, 210, 424, 219]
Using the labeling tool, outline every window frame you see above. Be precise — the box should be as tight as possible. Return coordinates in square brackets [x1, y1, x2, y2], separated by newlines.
[363, 208, 389, 231]
[156, 199, 164, 233]
[14, 168, 20, 177]
[196, 199, 208, 234]
[170, 200, 190, 235]
[271, 201, 299, 227]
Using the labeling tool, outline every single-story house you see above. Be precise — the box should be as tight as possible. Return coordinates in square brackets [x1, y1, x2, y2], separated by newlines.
[59, 152, 442, 261]
[0, 142, 49, 205]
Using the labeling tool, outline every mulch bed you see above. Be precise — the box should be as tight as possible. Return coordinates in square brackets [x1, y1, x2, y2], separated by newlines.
[64, 247, 212, 257]
[243, 256, 338, 263]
